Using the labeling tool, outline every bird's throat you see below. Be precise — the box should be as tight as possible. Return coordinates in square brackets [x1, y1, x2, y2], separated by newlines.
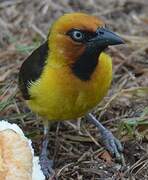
[71, 47, 103, 81]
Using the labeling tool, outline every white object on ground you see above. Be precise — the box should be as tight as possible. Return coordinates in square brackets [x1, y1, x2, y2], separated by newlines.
[0, 120, 45, 180]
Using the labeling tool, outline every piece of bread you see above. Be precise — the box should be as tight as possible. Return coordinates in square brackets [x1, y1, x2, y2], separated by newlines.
[0, 129, 32, 180]
[0, 121, 45, 180]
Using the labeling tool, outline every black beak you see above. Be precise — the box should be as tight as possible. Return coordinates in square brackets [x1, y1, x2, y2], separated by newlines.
[91, 27, 124, 47]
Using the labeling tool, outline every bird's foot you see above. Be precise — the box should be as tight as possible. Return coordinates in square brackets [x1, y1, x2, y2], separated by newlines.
[39, 154, 54, 180]
[86, 113, 124, 163]
[101, 129, 123, 162]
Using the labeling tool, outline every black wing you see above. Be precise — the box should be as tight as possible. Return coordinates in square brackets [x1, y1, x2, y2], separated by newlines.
[18, 41, 49, 100]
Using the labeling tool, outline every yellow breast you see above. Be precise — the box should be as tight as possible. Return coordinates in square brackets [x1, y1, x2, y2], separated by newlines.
[27, 52, 112, 120]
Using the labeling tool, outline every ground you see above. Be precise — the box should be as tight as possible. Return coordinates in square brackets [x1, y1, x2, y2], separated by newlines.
[0, 0, 148, 179]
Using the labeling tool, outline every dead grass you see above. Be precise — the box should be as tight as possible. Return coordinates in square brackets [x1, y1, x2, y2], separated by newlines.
[0, 0, 148, 179]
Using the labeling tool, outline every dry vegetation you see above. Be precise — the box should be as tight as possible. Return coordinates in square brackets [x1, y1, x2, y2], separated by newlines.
[0, 0, 148, 179]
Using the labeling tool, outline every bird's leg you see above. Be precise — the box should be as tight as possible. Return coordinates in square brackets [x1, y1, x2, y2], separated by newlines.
[39, 120, 54, 179]
[85, 113, 123, 160]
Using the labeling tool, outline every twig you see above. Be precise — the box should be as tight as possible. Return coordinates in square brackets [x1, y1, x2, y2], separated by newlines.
[30, 23, 46, 39]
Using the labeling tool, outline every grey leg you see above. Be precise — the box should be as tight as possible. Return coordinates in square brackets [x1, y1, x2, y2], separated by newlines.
[85, 113, 123, 160]
[39, 121, 54, 179]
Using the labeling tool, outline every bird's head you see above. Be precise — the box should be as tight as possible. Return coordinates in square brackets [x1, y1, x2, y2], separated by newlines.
[48, 13, 124, 65]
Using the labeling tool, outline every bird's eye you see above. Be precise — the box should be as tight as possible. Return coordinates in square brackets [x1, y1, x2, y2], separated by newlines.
[72, 31, 83, 40]
[67, 30, 84, 42]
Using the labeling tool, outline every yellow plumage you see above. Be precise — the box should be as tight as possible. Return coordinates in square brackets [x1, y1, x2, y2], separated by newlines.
[28, 52, 112, 120]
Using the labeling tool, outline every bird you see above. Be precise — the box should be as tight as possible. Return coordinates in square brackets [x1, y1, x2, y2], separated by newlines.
[19, 12, 124, 178]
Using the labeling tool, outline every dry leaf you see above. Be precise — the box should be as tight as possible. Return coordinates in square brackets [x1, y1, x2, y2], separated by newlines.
[98, 151, 112, 164]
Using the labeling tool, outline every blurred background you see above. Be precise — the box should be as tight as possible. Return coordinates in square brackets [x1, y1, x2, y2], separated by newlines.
[0, 0, 148, 179]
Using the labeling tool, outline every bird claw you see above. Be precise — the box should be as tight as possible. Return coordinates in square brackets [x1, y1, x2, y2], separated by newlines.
[39, 154, 54, 180]
[101, 129, 123, 161]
